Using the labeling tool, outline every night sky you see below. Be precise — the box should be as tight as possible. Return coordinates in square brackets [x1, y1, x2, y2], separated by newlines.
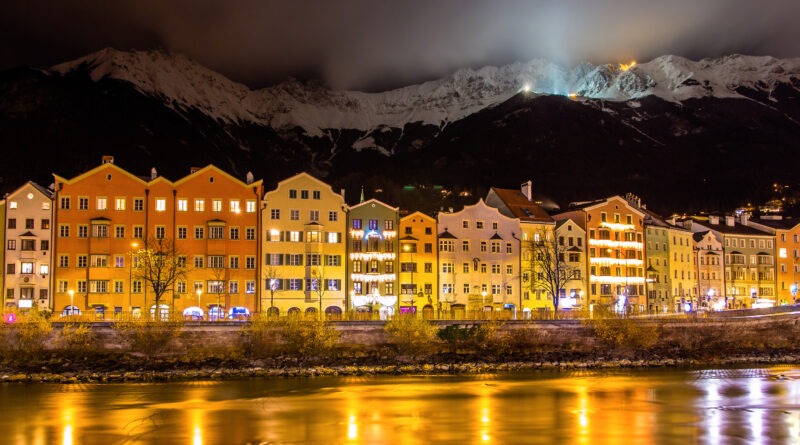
[2, 0, 799, 91]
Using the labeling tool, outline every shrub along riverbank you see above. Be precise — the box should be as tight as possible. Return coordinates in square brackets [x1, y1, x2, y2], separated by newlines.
[1, 310, 799, 383]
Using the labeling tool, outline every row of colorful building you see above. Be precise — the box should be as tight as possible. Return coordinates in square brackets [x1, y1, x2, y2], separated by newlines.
[2, 156, 798, 320]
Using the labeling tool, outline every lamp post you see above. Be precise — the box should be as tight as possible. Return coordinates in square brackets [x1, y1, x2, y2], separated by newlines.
[481, 290, 488, 320]
[403, 244, 415, 315]
[68, 289, 74, 316]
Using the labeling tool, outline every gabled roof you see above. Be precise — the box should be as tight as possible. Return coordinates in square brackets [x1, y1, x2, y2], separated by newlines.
[750, 217, 800, 231]
[172, 164, 262, 188]
[19, 231, 36, 237]
[264, 172, 343, 202]
[349, 198, 399, 212]
[488, 188, 553, 223]
[438, 230, 457, 239]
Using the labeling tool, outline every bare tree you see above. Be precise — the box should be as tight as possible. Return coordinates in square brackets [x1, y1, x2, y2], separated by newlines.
[132, 237, 188, 320]
[263, 265, 282, 316]
[310, 267, 326, 318]
[525, 231, 582, 314]
[209, 264, 229, 320]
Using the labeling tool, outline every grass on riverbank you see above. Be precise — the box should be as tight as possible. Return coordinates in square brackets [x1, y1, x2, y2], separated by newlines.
[1, 311, 799, 376]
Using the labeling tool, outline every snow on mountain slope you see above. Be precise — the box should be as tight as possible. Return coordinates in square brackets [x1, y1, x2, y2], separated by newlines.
[51, 48, 800, 136]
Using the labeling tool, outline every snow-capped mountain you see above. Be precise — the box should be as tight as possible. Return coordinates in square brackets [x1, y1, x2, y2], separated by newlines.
[51, 48, 800, 136]
[2, 48, 800, 214]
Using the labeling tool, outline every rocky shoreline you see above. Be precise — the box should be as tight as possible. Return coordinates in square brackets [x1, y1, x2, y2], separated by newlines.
[4, 354, 799, 384]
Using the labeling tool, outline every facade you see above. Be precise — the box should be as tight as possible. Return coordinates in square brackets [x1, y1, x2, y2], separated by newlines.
[437, 199, 521, 319]
[398, 211, 438, 317]
[747, 217, 800, 305]
[52, 157, 262, 319]
[668, 225, 695, 312]
[262, 173, 347, 317]
[172, 166, 262, 318]
[3, 182, 53, 311]
[644, 220, 671, 313]
[347, 199, 399, 318]
[554, 218, 588, 310]
[686, 215, 775, 309]
[557, 196, 646, 313]
[693, 231, 725, 309]
[485, 181, 557, 313]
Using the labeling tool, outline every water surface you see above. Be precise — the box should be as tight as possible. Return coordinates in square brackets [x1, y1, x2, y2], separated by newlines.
[1, 366, 799, 444]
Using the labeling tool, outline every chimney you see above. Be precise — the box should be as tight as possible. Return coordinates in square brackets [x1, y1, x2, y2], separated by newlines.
[340, 189, 346, 201]
[246, 171, 254, 185]
[521, 180, 533, 201]
[725, 215, 735, 227]
[682, 219, 693, 230]
[101, 155, 114, 165]
[709, 215, 719, 225]
[740, 213, 750, 226]
[190, 166, 201, 174]
[150, 167, 158, 180]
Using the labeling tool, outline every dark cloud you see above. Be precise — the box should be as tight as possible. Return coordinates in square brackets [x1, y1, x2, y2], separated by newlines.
[1, 0, 798, 91]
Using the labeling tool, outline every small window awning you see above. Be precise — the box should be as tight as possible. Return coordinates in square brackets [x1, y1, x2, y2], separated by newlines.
[207, 219, 226, 226]
[91, 217, 111, 223]
[19, 231, 36, 237]
[490, 232, 503, 240]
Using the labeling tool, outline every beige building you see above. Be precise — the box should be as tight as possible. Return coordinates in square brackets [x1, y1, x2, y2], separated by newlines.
[399, 211, 438, 317]
[3, 182, 53, 311]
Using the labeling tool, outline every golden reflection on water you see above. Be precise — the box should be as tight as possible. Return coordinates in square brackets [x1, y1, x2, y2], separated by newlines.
[2, 368, 800, 444]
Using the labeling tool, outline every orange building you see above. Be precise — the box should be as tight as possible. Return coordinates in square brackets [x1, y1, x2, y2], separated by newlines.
[52, 157, 262, 319]
[555, 196, 646, 312]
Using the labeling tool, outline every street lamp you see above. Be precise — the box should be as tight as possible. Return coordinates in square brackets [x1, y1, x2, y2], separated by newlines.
[481, 290, 488, 319]
[403, 244, 415, 314]
[68, 289, 74, 316]
[196, 288, 202, 307]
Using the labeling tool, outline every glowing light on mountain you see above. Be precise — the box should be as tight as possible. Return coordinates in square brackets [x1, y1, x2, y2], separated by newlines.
[619, 61, 637, 72]
[522, 83, 531, 93]
[568, 93, 578, 99]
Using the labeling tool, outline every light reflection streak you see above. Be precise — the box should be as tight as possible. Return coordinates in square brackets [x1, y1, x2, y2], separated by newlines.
[191, 409, 203, 445]
[61, 397, 75, 445]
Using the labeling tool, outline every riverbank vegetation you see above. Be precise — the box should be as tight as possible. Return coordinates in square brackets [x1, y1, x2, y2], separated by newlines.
[1, 310, 799, 382]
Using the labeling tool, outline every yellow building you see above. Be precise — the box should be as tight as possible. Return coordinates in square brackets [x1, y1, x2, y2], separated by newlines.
[262, 173, 348, 317]
[667, 226, 695, 312]
[399, 211, 438, 318]
[485, 181, 557, 314]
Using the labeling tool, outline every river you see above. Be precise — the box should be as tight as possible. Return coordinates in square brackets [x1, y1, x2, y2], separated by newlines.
[1, 366, 799, 444]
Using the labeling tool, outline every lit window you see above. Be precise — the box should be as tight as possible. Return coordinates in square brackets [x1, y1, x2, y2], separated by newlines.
[246, 200, 256, 213]
[194, 199, 205, 211]
[212, 199, 222, 212]
[115, 197, 126, 210]
[96, 197, 107, 210]
[155, 198, 166, 211]
[9, 201, 17, 209]
[230, 200, 241, 213]
[177, 199, 188, 211]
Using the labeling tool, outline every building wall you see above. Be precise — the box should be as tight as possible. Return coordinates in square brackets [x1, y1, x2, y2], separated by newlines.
[668, 227, 695, 312]
[437, 200, 521, 317]
[261, 173, 347, 316]
[695, 232, 725, 309]
[645, 226, 670, 313]
[399, 211, 438, 317]
[774, 228, 800, 305]
[53, 162, 149, 318]
[722, 233, 775, 309]
[584, 197, 646, 312]
[347, 199, 399, 316]
[555, 219, 588, 310]
[53, 159, 262, 319]
[172, 166, 262, 316]
[3, 183, 53, 311]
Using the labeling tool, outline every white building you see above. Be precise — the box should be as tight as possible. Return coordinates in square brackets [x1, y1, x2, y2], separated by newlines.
[3, 182, 53, 311]
[437, 199, 521, 318]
